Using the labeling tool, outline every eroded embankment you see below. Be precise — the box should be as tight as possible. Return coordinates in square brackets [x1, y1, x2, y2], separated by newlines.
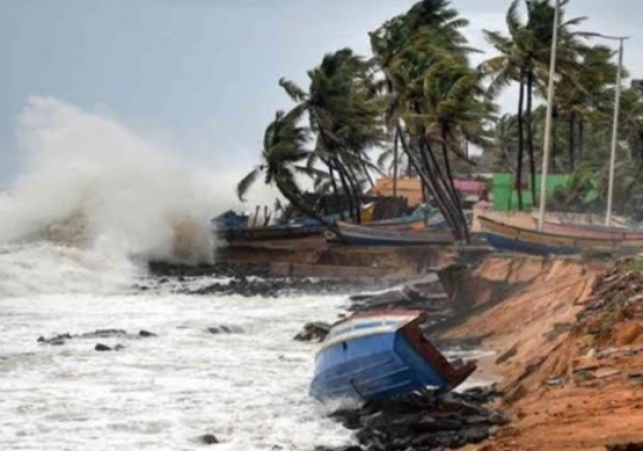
[443, 256, 643, 451]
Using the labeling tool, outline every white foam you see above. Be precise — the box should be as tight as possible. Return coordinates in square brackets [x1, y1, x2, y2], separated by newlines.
[0, 97, 215, 266]
[0, 292, 353, 451]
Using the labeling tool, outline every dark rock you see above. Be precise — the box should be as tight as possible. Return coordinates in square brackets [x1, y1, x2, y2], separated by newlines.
[82, 329, 127, 338]
[207, 325, 243, 335]
[199, 433, 219, 445]
[37, 333, 72, 345]
[606, 444, 643, 451]
[95, 343, 112, 352]
[293, 322, 331, 342]
[459, 426, 489, 444]
[139, 330, 157, 337]
[323, 388, 506, 451]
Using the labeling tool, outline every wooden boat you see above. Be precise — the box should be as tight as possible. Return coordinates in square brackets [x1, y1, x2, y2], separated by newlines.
[480, 215, 643, 255]
[537, 219, 643, 240]
[217, 224, 322, 242]
[310, 310, 477, 401]
[326, 221, 454, 246]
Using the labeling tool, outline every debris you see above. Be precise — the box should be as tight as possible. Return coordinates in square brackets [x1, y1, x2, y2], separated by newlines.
[546, 377, 565, 387]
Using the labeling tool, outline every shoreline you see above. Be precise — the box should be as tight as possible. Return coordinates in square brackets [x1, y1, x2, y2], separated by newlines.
[185, 236, 643, 450]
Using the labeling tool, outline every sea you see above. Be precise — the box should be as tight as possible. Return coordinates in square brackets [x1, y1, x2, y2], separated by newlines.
[0, 97, 356, 451]
[0, 97, 485, 451]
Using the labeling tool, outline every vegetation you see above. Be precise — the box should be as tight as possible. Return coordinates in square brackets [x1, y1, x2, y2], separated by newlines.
[238, 0, 643, 238]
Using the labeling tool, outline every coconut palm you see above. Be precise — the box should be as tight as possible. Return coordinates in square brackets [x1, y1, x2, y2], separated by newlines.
[483, 0, 587, 209]
[236, 107, 336, 230]
[369, 0, 478, 241]
[279, 48, 385, 223]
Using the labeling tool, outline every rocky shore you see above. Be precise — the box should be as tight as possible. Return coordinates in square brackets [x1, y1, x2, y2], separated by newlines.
[146, 261, 395, 297]
[322, 386, 507, 451]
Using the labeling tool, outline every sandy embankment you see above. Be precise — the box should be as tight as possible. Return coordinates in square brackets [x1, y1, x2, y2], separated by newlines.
[443, 256, 643, 451]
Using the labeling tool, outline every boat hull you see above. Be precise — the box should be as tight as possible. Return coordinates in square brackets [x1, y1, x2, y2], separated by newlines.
[310, 311, 475, 401]
[327, 222, 454, 247]
[542, 220, 643, 240]
[480, 216, 643, 255]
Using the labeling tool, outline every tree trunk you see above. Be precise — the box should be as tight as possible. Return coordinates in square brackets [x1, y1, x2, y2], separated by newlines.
[415, 133, 463, 241]
[420, 130, 468, 241]
[578, 117, 584, 162]
[334, 159, 355, 221]
[275, 179, 339, 234]
[441, 128, 470, 242]
[569, 112, 576, 171]
[526, 70, 537, 208]
[393, 129, 399, 198]
[324, 159, 344, 220]
[516, 77, 525, 211]
[342, 161, 363, 224]
[398, 125, 459, 238]
[360, 158, 375, 190]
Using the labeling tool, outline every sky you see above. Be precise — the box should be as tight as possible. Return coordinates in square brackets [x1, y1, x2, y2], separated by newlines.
[1, 0, 642, 204]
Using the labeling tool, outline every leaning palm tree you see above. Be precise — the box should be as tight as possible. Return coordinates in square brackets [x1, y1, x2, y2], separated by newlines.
[279, 48, 385, 223]
[370, 0, 478, 241]
[236, 107, 336, 230]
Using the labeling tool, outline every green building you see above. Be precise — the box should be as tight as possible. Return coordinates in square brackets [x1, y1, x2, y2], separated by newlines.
[492, 173, 569, 212]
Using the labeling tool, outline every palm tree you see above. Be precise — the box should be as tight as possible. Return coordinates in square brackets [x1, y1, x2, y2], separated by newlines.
[369, 0, 477, 241]
[487, 114, 519, 172]
[483, 0, 586, 210]
[236, 107, 336, 231]
[279, 48, 385, 223]
[554, 44, 617, 169]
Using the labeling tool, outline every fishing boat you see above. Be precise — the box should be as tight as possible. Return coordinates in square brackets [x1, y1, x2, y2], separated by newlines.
[218, 223, 323, 242]
[310, 310, 477, 401]
[368, 209, 448, 230]
[325, 221, 454, 246]
[538, 219, 643, 240]
[480, 215, 643, 255]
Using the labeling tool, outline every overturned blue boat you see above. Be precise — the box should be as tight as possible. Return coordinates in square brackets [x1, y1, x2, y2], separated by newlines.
[310, 311, 476, 401]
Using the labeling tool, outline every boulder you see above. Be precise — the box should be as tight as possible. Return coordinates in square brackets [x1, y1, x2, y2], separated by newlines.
[199, 434, 219, 445]
[293, 322, 331, 342]
[95, 343, 112, 352]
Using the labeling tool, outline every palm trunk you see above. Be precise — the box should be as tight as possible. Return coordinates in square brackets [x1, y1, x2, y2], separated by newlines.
[441, 128, 469, 242]
[578, 118, 584, 162]
[393, 129, 399, 198]
[334, 159, 357, 222]
[526, 70, 537, 207]
[343, 161, 363, 224]
[324, 159, 344, 220]
[516, 77, 525, 211]
[415, 133, 463, 240]
[275, 179, 339, 234]
[569, 112, 576, 171]
[360, 159, 375, 190]
[420, 130, 467, 241]
[397, 125, 459, 238]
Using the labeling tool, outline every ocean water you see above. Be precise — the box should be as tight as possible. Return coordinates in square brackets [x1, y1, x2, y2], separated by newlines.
[0, 97, 487, 451]
[0, 249, 352, 451]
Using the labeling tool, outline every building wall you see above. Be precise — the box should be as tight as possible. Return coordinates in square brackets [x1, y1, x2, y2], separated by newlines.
[492, 173, 570, 212]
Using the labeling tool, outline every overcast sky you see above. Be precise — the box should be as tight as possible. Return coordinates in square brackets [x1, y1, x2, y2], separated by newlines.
[1, 0, 641, 199]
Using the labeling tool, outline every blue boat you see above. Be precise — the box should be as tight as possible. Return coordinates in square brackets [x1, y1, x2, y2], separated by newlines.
[310, 311, 477, 401]
[325, 221, 454, 247]
[211, 210, 249, 231]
